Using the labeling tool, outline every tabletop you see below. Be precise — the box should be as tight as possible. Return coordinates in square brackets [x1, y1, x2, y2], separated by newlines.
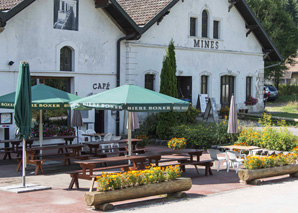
[219, 145, 260, 150]
[75, 155, 147, 165]
[26, 144, 83, 151]
[82, 133, 106, 137]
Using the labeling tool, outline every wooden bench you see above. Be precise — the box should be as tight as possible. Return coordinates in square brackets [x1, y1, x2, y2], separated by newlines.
[68, 164, 130, 189]
[16, 153, 90, 175]
[179, 159, 214, 176]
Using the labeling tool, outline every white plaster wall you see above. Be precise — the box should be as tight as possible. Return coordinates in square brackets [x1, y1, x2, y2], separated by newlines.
[0, 0, 125, 137]
[124, 0, 265, 111]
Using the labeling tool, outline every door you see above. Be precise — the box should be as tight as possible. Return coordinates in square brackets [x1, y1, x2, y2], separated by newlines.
[95, 110, 104, 133]
[220, 76, 235, 106]
[177, 76, 192, 101]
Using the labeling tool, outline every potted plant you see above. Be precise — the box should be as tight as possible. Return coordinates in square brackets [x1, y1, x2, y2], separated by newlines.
[136, 134, 150, 148]
[219, 106, 229, 117]
[168, 138, 187, 150]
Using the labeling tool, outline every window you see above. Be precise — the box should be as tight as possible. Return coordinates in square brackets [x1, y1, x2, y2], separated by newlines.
[220, 76, 235, 106]
[213, 21, 219, 39]
[60, 46, 72, 71]
[145, 74, 155, 91]
[246, 77, 252, 98]
[201, 75, 208, 94]
[202, 10, 208, 38]
[190, 17, 197, 36]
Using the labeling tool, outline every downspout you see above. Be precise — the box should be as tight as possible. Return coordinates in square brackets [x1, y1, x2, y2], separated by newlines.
[116, 33, 137, 136]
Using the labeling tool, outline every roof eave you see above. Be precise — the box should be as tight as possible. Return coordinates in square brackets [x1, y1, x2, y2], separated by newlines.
[1, 0, 36, 22]
[236, 0, 282, 62]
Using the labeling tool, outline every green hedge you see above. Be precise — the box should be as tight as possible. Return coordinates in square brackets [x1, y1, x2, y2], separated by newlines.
[278, 84, 298, 96]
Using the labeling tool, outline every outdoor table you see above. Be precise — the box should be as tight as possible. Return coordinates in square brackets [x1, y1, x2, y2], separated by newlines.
[32, 135, 75, 145]
[0, 139, 34, 160]
[84, 139, 142, 155]
[26, 144, 84, 157]
[218, 145, 260, 156]
[74, 155, 150, 178]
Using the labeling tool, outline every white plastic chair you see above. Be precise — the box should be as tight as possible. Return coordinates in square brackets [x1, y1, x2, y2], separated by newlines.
[100, 133, 113, 153]
[226, 151, 244, 173]
[111, 136, 121, 151]
[78, 130, 85, 144]
[86, 129, 100, 141]
[207, 149, 226, 172]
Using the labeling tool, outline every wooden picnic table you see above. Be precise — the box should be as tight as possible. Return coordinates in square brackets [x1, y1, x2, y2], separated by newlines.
[84, 138, 142, 154]
[17, 144, 87, 175]
[0, 139, 34, 160]
[218, 145, 260, 155]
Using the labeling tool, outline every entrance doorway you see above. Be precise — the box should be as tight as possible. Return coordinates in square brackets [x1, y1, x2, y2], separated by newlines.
[220, 75, 235, 106]
[95, 110, 104, 133]
[177, 76, 192, 101]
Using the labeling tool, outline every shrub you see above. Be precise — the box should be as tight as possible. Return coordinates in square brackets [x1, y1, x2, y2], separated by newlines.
[236, 128, 261, 146]
[278, 84, 298, 96]
[219, 106, 229, 116]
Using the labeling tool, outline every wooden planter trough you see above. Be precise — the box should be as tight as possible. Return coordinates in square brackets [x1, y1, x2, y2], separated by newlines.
[84, 177, 192, 211]
[238, 164, 298, 184]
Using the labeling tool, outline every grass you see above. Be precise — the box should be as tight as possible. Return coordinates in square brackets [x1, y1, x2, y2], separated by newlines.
[265, 100, 298, 119]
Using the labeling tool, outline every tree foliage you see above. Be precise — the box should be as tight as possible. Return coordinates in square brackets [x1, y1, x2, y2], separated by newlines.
[247, 0, 298, 89]
[157, 40, 179, 139]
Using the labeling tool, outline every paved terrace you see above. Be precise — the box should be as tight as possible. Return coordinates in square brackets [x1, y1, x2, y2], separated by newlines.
[0, 145, 295, 212]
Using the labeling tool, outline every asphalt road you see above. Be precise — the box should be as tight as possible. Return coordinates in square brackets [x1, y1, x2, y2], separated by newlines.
[120, 179, 298, 213]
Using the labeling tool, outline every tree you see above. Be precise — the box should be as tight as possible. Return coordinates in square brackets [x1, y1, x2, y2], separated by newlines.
[159, 40, 178, 97]
[247, 0, 298, 89]
[156, 40, 179, 139]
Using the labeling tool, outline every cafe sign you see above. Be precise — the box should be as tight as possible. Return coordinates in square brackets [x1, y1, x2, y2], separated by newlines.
[194, 39, 219, 49]
[93, 82, 110, 90]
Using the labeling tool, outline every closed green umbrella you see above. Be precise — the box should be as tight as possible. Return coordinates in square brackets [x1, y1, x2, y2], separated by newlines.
[70, 84, 190, 156]
[0, 84, 81, 148]
[14, 62, 32, 188]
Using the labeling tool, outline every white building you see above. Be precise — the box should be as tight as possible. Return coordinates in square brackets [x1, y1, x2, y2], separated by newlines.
[0, 0, 282, 140]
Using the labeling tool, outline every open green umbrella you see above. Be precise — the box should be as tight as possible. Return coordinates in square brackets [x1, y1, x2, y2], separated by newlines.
[70, 84, 190, 156]
[0, 84, 81, 148]
[14, 62, 32, 188]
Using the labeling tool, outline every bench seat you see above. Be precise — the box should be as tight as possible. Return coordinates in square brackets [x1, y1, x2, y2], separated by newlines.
[180, 159, 214, 176]
[68, 164, 130, 189]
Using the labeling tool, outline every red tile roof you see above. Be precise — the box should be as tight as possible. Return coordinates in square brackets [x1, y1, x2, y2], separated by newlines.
[0, 0, 24, 10]
[116, 0, 172, 26]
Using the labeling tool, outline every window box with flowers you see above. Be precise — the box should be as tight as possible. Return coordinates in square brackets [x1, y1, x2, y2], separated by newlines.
[84, 165, 192, 211]
[238, 153, 298, 184]
[244, 95, 258, 106]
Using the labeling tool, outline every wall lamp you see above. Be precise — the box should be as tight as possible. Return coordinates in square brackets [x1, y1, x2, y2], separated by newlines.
[8, 61, 14, 66]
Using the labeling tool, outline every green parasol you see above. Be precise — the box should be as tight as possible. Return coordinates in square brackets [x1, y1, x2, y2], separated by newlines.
[70, 84, 190, 156]
[14, 62, 32, 187]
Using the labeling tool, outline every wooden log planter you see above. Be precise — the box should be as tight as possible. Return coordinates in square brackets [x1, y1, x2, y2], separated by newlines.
[238, 164, 298, 184]
[84, 177, 192, 211]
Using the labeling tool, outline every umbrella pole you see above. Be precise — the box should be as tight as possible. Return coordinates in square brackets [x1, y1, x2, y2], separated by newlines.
[128, 112, 132, 157]
[77, 126, 79, 144]
[22, 138, 26, 188]
[39, 109, 43, 155]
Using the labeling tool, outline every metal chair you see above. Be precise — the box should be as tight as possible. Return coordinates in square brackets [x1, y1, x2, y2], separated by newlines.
[207, 149, 226, 172]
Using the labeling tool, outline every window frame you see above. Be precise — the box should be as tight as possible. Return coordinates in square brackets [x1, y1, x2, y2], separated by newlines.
[220, 75, 235, 106]
[60, 46, 73, 71]
[145, 74, 155, 91]
[213, 20, 219, 39]
[202, 10, 208, 38]
[246, 76, 252, 98]
[190, 17, 197, 36]
[201, 75, 208, 94]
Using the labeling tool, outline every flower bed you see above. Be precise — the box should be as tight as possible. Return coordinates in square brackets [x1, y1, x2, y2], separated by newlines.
[238, 153, 298, 184]
[32, 124, 75, 137]
[97, 165, 181, 191]
[85, 166, 192, 211]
